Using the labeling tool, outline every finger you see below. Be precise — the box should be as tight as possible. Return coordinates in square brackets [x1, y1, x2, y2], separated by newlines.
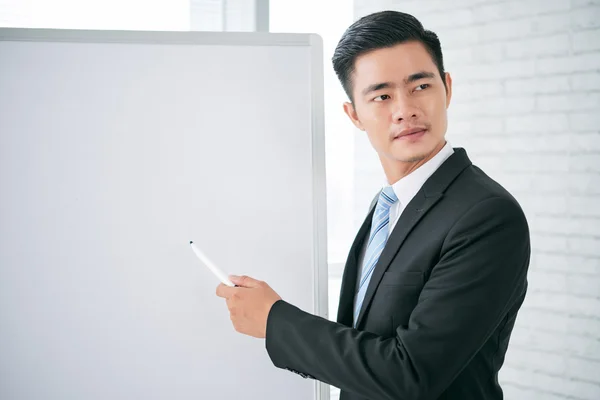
[216, 283, 237, 299]
[229, 275, 261, 288]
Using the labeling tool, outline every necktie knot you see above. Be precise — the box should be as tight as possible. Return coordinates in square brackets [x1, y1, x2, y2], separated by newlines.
[377, 186, 398, 211]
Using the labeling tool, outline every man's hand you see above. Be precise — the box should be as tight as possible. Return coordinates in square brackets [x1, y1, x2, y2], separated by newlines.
[215, 275, 282, 339]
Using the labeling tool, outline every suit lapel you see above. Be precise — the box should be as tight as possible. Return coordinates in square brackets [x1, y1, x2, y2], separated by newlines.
[336, 200, 377, 327]
[354, 148, 473, 329]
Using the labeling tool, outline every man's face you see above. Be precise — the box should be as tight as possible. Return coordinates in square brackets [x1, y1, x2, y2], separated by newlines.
[344, 41, 452, 164]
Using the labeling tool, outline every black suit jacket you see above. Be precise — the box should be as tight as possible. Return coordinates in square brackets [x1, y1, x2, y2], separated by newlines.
[265, 148, 531, 400]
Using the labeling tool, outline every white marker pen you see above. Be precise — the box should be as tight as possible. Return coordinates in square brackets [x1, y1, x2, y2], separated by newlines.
[189, 241, 235, 287]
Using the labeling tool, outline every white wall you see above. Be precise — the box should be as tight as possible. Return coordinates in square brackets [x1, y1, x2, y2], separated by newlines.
[0, 0, 190, 30]
[190, 0, 257, 31]
[353, 1, 600, 399]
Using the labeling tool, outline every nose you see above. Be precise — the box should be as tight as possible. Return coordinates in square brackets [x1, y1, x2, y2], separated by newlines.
[391, 98, 421, 123]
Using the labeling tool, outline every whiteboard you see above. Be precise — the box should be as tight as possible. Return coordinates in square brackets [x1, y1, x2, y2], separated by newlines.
[0, 29, 328, 400]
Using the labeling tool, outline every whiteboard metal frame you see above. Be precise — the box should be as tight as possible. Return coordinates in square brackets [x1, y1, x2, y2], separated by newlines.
[0, 28, 330, 400]
[0, 27, 313, 46]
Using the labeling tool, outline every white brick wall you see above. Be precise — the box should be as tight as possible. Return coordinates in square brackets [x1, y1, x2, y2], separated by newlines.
[352, 1, 600, 398]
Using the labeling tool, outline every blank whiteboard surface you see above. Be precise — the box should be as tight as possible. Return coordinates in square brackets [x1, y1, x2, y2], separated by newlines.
[0, 29, 328, 400]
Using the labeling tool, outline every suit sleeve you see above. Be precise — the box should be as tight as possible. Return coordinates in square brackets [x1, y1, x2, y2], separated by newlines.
[265, 197, 530, 400]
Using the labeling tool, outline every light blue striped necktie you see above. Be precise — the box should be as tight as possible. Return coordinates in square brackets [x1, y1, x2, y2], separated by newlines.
[354, 186, 399, 327]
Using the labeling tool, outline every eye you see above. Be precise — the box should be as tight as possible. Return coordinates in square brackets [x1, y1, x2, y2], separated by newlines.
[373, 94, 390, 102]
[414, 84, 430, 91]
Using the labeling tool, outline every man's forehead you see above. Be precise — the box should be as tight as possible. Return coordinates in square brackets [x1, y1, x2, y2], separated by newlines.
[353, 42, 435, 74]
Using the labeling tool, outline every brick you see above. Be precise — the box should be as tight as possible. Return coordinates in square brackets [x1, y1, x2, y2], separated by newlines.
[421, 9, 474, 29]
[390, 0, 491, 14]
[572, 0, 600, 7]
[455, 60, 536, 81]
[531, 232, 569, 251]
[569, 196, 600, 217]
[500, 173, 537, 193]
[571, 132, 600, 152]
[472, 155, 506, 172]
[568, 236, 600, 257]
[502, 367, 600, 400]
[471, 42, 504, 63]
[569, 295, 600, 317]
[505, 34, 570, 59]
[452, 81, 503, 101]
[505, 347, 567, 374]
[528, 270, 567, 292]
[566, 357, 600, 383]
[504, 134, 571, 152]
[472, 3, 528, 23]
[537, 93, 600, 112]
[443, 47, 474, 67]
[447, 116, 504, 135]
[571, 6, 600, 29]
[495, 172, 580, 195]
[566, 172, 600, 194]
[462, 135, 572, 155]
[570, 111, 600, 131]
[573, 28, 600, 53]
[536, 253, 600, 274]
[567, 274, 600, 297]
[535, 216, 600, 237]
[537, 53, 600, 74]
[569, 155, 600, 172]
[526, 291, 600, 317]
[533, 0, 572, 13]
[500, 384, 569, 400]
[498, 365, 523, 383]
[456, 96, 535, 117]
[512, 325, 598, 360]
[439, 26, 480, 47]
[506, 113, 569, 133]
[516, 307, 570, 332]
[515, 154, 570, 172]
[506, 76, 571, 95]
[446, 131, 470, 144]
[458, 137, 504, 154]
[571, 72, 600, 91]
[569, 315, 600, 337]
[532, 371, 600, 400]
[479, 18, 535, 41]
[473, 0, 570, 24]
[533, 12, 572, 35]
[564, 336, 600, 360]
[519, 193, 568, 214]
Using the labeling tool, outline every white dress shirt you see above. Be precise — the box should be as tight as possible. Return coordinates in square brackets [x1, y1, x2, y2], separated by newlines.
[355, 142, 455, 295]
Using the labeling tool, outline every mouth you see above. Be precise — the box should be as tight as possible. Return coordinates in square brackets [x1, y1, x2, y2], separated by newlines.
[393, 128, 427, 140]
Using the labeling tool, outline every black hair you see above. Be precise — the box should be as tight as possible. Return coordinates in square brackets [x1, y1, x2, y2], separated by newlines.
[332, 10, 446, 102]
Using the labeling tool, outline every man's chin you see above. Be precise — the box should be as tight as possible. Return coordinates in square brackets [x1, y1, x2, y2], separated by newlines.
[400, 154, 428, 163]
[391, 149, 429, 163]
[392, 141, 443, 163]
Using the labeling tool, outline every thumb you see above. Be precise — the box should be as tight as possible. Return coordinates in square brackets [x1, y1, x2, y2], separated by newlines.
[229, 275, 260, 288]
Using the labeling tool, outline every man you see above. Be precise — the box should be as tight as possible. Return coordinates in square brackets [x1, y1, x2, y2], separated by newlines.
[216, 10, 530, 400]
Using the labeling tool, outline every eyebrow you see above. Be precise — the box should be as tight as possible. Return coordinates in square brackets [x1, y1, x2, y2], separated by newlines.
[362, 82, 393, 97]
[361, 71, 436, 97]
[404, 71, 436, 84]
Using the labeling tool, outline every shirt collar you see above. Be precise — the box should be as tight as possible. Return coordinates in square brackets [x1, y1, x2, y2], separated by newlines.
[387, 142, 455, 206]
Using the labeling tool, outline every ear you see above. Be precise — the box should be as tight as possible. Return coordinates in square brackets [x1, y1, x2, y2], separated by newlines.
[444, 72, 453, 109]
[343, 102, 365, 131]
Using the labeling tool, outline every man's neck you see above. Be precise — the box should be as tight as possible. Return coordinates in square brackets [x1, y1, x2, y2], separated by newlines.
[381, 140, 446, 185]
